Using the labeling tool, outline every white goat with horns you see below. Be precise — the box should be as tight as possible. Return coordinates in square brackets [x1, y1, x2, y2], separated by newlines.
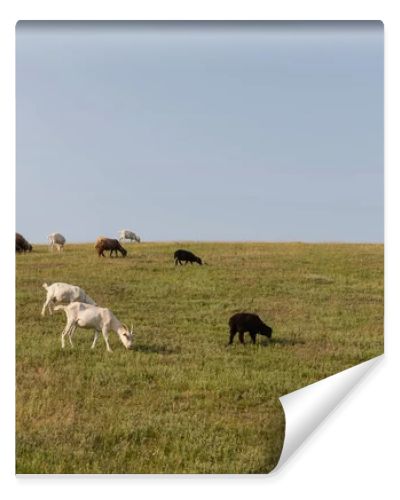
[55, 302, 134, 352]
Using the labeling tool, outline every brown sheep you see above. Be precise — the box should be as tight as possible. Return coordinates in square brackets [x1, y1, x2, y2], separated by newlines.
[16, 233, 32, 253]
[95, 237, 127, 257]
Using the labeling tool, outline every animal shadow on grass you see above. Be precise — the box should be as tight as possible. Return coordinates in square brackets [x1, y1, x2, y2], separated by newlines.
[133, 343, 181, 355]
[234, 337, 304, 347]
[269, 337, 305, 347]
[230, 335, 304, 347]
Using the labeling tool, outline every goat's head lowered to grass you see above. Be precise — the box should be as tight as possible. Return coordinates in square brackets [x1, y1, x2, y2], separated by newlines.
[55, 303, 135, 352]
[118, 324, 134, 350]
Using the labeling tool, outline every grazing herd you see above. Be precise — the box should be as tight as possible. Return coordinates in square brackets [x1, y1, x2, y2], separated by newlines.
[17, 229, 274, 350]
[16, 229, 141, 257]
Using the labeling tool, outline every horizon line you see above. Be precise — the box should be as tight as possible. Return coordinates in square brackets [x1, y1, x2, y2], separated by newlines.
[27, 240, 384, 245]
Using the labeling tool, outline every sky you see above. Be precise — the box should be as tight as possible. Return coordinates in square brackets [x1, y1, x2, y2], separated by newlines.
[16, 21, 383, 243]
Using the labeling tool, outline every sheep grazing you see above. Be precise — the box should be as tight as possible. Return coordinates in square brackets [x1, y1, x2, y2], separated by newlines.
[174, 249, 202, 266]
[118, 229, 141, 243]
[16, 233, 32, 253]
[48, 232, 66, 252]
[95, 237, 127, 257]
[55, 302, 134, 352]
[227, 312, 272, 346]
[41, 282, 96, 316]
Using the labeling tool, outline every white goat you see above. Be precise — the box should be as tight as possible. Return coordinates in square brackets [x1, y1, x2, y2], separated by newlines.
[118, 229, 141, 243]
[55, 302, 134, 352]
[48, 232, 66, 252]
[41, 282, 96, 316]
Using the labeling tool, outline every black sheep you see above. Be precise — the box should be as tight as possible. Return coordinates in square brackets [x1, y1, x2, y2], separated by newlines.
[174, 249, 202, 266]
[16, 233, 32, 253]
[227, 312, 272, 345]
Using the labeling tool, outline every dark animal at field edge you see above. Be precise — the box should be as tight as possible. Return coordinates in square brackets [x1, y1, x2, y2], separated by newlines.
[16, 232, 32, 253]
[174, 249, 202, 266]
[227, 312, 272, 346]
[95, 237, 127, 257]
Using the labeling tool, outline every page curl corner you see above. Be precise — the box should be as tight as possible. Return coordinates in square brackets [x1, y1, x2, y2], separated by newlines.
[274, 355, 383, 472]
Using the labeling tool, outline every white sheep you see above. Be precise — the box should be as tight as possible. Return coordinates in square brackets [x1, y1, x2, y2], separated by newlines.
[48, 232, 66, 252]
[41, 282, 96, 316]
[55, 302, 134, 352]
[118, 229, 141, 243]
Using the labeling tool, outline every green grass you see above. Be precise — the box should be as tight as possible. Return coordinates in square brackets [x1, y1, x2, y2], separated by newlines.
[16, 242, 383, 473]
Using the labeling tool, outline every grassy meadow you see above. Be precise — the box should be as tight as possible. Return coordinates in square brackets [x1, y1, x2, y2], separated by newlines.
[16, 242, 384, 473]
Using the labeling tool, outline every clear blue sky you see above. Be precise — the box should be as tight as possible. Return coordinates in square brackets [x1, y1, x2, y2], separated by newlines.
[16, 21, 383, 243]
